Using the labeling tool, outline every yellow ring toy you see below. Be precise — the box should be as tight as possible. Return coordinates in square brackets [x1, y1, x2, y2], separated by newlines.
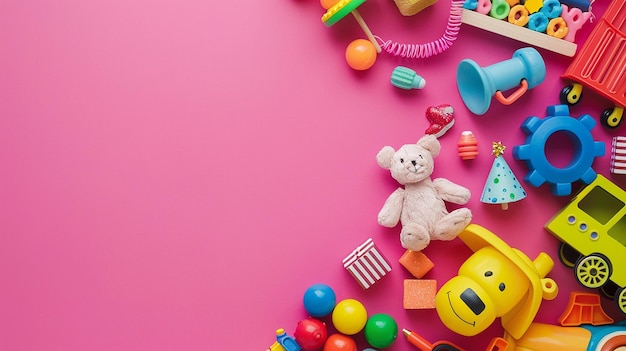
[508, 4, 529, 27]
[547, 17, 569, 39]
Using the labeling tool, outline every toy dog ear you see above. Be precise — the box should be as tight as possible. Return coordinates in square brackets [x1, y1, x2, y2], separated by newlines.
[417, 134, 441, 157]
[376, 146, 396, 170]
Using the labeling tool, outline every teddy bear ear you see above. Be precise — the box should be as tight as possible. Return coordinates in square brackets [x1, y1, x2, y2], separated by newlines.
[376, 146, 396, 169]
[417, 134, 441, 157]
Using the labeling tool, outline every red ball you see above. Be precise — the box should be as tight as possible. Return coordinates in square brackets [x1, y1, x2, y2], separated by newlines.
[294, 317, 328, 350]
[323, 334, 357, 351]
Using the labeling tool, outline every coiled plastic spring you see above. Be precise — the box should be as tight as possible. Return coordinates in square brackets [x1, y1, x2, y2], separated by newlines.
[376, 0, 464, 59]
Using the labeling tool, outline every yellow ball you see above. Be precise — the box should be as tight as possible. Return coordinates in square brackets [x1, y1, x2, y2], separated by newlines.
[332, 299, 367, 335]
[345, 39, 377, 71]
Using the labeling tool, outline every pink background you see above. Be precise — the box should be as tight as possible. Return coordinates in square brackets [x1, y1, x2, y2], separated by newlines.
[1, 0, 623, 350]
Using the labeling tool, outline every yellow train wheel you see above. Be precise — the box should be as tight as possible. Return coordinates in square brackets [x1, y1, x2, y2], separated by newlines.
[575, 254, 611, 289]
[560, 83, 583, 105]
[600, 281, 619, 299]
[617, 287, 626, 315]
[558, 242, 581, 268]
[601, 106, 624, 129]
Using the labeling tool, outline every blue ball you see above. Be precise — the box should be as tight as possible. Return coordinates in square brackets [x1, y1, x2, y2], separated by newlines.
[303, 283, 336, 318]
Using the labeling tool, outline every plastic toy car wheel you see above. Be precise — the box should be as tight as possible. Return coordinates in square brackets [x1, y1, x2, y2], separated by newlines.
[558, 242, 581, 268]
[575, 254, 612, 289]
[616, 287, 626, 314]
[600, 281, 620, 299]
[600, 106, 624, 129]
[560, 83, 583, 105]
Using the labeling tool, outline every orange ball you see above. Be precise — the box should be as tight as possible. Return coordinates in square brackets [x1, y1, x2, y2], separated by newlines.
[345, 39, 377, 71]
[320, 0, 340, 10]
[323, 334, 357, 351]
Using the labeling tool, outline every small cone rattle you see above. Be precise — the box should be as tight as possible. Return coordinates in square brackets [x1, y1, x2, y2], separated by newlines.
[321, 0, 382, 53]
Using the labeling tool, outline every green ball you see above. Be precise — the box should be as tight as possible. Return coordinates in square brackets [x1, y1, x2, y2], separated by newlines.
[364, 313, 398, 349]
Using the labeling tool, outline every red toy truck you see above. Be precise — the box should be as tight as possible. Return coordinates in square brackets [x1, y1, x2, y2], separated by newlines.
[560, 0, 626, 128]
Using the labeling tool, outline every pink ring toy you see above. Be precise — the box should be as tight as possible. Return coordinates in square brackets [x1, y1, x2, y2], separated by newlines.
[476, 0, 492, 15]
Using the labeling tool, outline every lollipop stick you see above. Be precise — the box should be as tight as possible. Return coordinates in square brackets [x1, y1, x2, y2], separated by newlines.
[351, 9, 381, 53]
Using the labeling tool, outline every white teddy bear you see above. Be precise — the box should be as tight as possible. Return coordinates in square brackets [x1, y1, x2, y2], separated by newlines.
[377, 134, 472, 251]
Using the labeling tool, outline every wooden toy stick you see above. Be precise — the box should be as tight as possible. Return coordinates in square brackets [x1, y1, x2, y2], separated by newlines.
[350, 9, 382, 53]
[321, 0, 382, 53]
[461, 9, 577, 57]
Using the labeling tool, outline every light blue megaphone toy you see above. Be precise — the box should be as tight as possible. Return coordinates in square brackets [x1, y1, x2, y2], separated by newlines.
[456, 47, 546, 115]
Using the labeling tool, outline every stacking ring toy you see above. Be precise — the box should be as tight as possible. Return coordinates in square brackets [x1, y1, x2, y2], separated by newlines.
[528, 12, 549, 33]
[513, 105, 605, 196]
[540, 0, 563, 19]
[322, 0, 366, 26]
[490, 0, 510, 20]
[547, 17, 569, 39]
[476, 0, 491, 15]
[508, 5, 529, 26]
[321, 0, 381, 53]
[463, 0, 478, 10]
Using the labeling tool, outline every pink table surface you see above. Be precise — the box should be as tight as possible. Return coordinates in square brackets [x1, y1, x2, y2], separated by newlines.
[1, 0, 623, 350]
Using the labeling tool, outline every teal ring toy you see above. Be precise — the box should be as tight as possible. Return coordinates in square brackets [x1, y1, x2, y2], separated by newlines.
[541, 0, 563, 19]
[513, 105, 605, 196]
[528, 12, 549, 32]
[463, 0, 478, 10]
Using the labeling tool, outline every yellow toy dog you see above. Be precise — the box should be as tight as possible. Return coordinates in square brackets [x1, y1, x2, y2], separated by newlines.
[435, 224, 558, 339]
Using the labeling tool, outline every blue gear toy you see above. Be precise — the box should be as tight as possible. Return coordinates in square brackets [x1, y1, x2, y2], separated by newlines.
[513, 105, 605, 196]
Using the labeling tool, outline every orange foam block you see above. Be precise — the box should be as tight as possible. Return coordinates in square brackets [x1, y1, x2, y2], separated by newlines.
[403, 279, 437, 309]
[399, 250, 434, 278]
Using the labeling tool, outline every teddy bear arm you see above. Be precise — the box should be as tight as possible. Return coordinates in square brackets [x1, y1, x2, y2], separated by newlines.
[378, 188, 405, 227]
[433, 178, 471, 204]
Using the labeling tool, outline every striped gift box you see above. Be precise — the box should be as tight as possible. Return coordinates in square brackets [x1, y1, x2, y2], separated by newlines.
[611, 136, 626, 174]
[342, 238, 391, 289]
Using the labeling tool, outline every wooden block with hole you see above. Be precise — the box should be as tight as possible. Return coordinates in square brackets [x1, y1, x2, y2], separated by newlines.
[404, 279, 437, 309]
[399, 249, 434, 278]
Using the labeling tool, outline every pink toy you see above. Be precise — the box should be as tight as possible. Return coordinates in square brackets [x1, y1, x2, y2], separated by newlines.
[476, 0, 492, 15]
[378, 0, 464, 59]
[376, 134, 472, 251]
[561, 4, 592, 42]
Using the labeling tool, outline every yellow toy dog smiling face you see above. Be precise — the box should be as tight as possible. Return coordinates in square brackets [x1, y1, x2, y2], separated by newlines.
[435, 224, 558, 339]
[436, 246, 530, 336]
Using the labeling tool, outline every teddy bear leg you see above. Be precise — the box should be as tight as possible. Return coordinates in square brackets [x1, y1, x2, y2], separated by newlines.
[400, 224, 431, 251]
[432, 208, 472, 241]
